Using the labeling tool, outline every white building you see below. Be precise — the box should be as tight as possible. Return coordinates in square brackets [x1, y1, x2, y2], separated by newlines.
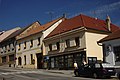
[98, 29, 120, 68]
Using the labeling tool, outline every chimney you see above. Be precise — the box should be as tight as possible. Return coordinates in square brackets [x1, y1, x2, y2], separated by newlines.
[105, 15, 111, 31]
[63, 13, 66, 18]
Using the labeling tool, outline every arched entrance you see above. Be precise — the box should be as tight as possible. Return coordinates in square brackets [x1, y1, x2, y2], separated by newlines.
[18, 57, 22, 65]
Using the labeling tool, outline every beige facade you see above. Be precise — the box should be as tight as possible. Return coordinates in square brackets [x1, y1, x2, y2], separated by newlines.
[16, 18, 64, 69]
[85, 31, 107, 61]
[44, 27, 108, 69]
[16, 33, 43, 68]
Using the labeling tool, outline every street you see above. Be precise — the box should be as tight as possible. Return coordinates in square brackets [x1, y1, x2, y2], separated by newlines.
[0, 67, 118, 80]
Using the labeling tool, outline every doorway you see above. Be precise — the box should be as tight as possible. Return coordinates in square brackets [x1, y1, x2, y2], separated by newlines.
[36, 53, 43, 69]
[18, 57, 22, 65]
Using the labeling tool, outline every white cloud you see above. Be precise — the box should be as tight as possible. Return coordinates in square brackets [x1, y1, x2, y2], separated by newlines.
[95, 1, 120, 14]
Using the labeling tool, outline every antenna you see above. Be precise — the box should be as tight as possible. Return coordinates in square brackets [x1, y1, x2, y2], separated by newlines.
[46, 12, 54, 21]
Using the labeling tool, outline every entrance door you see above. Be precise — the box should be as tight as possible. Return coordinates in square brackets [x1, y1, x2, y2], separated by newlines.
[18, 57, 22, 65]
[36, 53, 43, 69]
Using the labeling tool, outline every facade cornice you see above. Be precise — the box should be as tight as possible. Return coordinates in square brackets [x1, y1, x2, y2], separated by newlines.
[44, 26, 86, 41]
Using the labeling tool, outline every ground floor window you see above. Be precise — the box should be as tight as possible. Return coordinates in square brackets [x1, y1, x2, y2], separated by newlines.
[48, 51, 86, 70]
[9, 54, 14, 61]
[18, 57, 22, 65]
[88, 57, 97, 64]
[2, 56, 6, 63]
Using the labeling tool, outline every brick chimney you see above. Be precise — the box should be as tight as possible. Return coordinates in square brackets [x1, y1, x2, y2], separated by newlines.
[105, 15, 111, 31]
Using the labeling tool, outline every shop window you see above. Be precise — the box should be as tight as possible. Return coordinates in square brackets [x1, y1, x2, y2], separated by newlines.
[66, 39, 70, 48]
[49, 44, 52, 51]
[75, 37, 80, 46]
[38, 37, 40, 46]
[56, 42, 60, 50]
[51, 58, 55, 68]
[30, 40, 33, 48]
[88, 57, 97, 64]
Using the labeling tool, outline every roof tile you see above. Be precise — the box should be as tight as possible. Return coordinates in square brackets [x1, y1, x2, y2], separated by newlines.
[47, 14, 119, 38]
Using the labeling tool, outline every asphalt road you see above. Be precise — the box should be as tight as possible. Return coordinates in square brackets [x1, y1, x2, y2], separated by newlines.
[0, 67, 118, 80]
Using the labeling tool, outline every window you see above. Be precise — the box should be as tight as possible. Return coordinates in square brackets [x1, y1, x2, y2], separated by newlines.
[38, 37, 40, 45]
[18, 44, 21, 51]
[24, 55, 26, 65]
[56, 42, 60, 50]
[114, 46, 120, 62]
[24, 42, 26, 49]
[31, 54, 34, 64]
[66, 39, 70, 48]
[49, 44, 52, 51]
[30, 40, 33, 48]
[2, 56, 6, 63]
[9, 54, 14, 61]
[75, 37, 80, 46]
[7, 44, 10, 52]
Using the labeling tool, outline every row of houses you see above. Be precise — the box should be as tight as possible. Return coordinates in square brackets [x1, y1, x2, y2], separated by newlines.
[0, 14, 119, 70]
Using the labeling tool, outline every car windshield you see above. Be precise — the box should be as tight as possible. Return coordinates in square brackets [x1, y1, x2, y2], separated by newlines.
[102, 63, 114, 68]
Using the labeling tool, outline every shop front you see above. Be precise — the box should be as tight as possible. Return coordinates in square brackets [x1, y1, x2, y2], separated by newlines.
[44, 51, 86, 70]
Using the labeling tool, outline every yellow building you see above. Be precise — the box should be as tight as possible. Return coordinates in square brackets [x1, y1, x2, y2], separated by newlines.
[43, 14, 119, 70]
[15, 17, 65, 69]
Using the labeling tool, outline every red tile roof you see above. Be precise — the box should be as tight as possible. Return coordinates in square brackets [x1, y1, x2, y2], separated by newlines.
[98, 29, 120, 42]
[16, 17, 64, 40]
[47, 14, 119, 38]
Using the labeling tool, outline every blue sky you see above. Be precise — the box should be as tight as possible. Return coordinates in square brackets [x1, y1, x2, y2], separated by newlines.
[0, 0, 120, 31]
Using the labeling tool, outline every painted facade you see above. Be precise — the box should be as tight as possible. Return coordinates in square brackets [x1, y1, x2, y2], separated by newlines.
[98, 29, 120, 68]
[0, 27, 21, 67]
[43, 14, 119, 70]
[15, 18, 64, 69]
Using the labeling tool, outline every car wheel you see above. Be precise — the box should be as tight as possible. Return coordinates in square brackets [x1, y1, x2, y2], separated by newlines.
[75, 71, 79, 77]
[93, 73, 98, 79]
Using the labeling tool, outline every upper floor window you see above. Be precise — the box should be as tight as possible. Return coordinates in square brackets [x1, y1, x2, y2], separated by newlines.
[75, 37, 80, 46]
[66, 39, 70, 48]
[24, 42, 26, 49]
[56, 42, 60, 50]
[30, 40, 33, 48]
[18, 44, 21, 51]
[38, 37, 40, 46]
[49, 44, 52, 51]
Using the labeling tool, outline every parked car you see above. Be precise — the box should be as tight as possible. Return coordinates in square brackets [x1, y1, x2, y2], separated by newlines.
[74, 63, 116, 78]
